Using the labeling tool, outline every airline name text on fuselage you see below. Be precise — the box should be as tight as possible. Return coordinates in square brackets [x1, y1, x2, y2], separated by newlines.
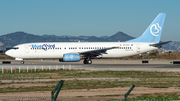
[31, 44, 55, 51]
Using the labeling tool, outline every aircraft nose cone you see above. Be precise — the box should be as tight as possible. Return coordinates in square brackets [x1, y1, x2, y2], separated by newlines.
[5, 50, 11, 56]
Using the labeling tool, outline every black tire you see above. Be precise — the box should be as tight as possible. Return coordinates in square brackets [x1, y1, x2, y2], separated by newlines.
[83, 60, 86, 64]
[87, 60, 92, 64]
[83, 59, 92, 64]
[21, 61, 24, 64]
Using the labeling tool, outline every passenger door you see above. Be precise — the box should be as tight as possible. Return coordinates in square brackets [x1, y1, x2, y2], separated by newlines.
[136, 44, 140, 53]
[24, 45, 29, 53]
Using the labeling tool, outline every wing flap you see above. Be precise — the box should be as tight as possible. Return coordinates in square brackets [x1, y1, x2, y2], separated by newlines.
[79, 47, 117, 57]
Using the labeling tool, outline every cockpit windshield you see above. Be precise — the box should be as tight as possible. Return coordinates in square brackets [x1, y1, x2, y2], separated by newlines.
[6, 47, 19, 50]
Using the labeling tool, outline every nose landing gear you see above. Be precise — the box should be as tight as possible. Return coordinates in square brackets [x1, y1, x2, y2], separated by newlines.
[21, 61, 24, 64]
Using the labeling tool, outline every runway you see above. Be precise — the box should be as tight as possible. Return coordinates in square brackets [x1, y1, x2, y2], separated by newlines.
[0, 59, 179, 65]
[0, 60, 180, 71]
[0, 63, 180, 71]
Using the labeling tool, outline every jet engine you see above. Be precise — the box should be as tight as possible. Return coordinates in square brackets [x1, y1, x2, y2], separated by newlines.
[59, 53, 80, 62]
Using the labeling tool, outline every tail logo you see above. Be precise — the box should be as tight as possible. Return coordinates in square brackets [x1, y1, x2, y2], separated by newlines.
[150, 23, 161, 36]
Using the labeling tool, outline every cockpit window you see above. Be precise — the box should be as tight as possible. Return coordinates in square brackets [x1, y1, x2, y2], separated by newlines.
[14, 47, 19, 49]
[6, 47, 19, 50]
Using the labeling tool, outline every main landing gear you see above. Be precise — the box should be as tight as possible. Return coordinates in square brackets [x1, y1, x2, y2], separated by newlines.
[83, 59, 92, 64]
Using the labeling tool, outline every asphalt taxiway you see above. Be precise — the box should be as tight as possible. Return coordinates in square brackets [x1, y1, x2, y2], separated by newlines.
[0, 59, 178, 65]
[0, 62, 180, 71]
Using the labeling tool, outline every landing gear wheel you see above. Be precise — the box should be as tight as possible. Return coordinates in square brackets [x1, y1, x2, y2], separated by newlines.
[87, 60, 92, 64]
[21, 61, 24, 64]
[83, 59, 92, 64]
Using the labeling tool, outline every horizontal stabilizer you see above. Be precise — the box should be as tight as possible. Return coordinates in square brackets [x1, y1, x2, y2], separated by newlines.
[150, 41, 172, 47]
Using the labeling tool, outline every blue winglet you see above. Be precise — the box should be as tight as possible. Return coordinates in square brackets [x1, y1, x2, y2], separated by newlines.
[127, 13, 166, 43]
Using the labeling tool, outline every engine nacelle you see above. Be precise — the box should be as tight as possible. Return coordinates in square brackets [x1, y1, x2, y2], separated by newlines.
[59, 53, 80, 62]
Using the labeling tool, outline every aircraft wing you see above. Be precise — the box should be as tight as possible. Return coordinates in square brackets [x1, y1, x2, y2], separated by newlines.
[150, 41, 172, 47]
[79, 47, 117, 57]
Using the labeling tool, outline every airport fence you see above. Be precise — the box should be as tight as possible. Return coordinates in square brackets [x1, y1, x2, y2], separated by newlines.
[0, 65, 83, 74]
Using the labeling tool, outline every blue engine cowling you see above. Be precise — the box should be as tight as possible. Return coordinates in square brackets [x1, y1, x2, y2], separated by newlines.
[59, 53, 80, 62]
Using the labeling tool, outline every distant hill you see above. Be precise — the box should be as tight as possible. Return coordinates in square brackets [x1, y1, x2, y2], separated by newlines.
[0, 31, 179, 51]
[106, 31, 134, 42]
[161, 41, 180, 51]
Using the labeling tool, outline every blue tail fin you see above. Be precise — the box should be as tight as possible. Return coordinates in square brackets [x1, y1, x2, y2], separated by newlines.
[127, 13, 166, 43]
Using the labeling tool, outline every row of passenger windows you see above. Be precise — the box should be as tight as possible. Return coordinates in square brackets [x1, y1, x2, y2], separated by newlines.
[116, 47, 132, 49]
[30, 47, 132, 50]
[31, 48, 61, 50]
[79, 47, 108, 49]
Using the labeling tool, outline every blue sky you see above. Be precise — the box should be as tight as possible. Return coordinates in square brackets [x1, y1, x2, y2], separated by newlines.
[0, 0, 179, 41]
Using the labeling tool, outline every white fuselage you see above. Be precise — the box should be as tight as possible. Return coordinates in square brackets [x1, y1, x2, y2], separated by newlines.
[5, 42, 158, 60]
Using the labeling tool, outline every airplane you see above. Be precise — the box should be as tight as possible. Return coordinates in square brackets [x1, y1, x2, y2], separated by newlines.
[5, 13, 171, 64]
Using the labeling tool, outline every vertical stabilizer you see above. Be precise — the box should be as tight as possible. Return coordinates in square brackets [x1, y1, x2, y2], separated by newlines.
[127, 13, 166, 43]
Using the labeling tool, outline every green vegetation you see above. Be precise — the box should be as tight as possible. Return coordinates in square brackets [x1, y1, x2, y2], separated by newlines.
[1, 70, 180, 94]
[1, 69, 180, 80]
